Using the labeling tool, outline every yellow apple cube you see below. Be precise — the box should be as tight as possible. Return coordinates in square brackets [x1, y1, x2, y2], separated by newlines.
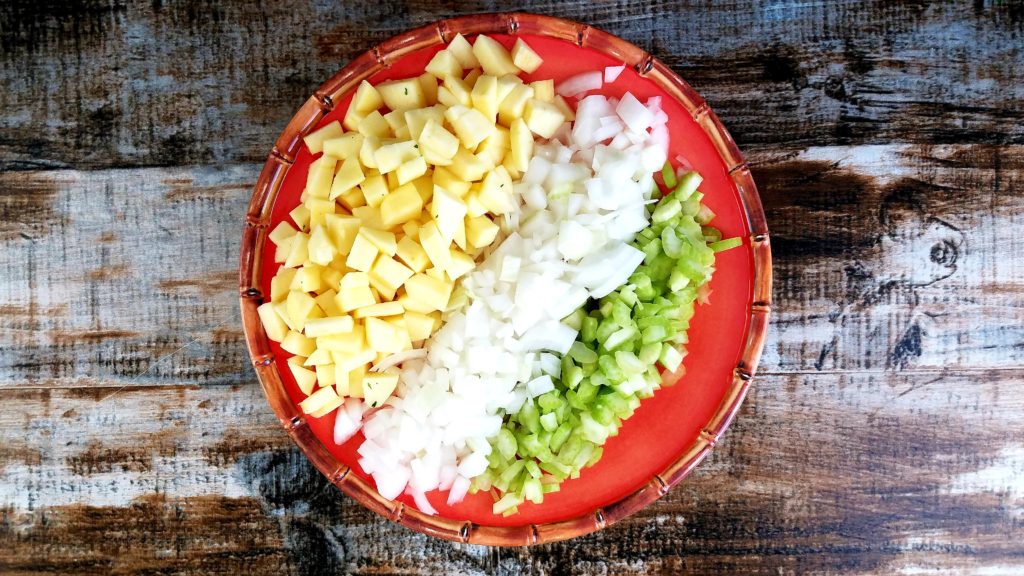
[471, 74, 500, 122]
[447, 248, 475, 280]
[404, 273, 453, 312]
[322, 132, 364, 159]
[352, 80, 384, 114]
[430, 186, 467, 242]
[258, 302, 289, 342]
[281, 330, 317, 357]
[359, 174, 389, 208]
[448, 33, 479, 69]
[426, 49, 462, 80]
[359, 228, 397, 256]
[307, 225, 335, 266]
[380, 183, 423, 229]
[303, 315, 355, 338]
[358, 110, 391, 139]
[303, 121, 344, 154]
[418, 72, 438, 105]
[448, 147, 488, 181]
[353, 301, 404, 319]
[445, 105, 494, 150]
[363, 371, 400, 408]
[299, 385, 339, 415]
[524, 99, 566, 139]
[375, 140, 419, 174]
[466, 215, 500, 249]
[404, 106, 447, 140]
[345, 232, 379, 272]
[288, 357, 319, 395]
[509, 117, 533, 172]
[306, 156, 337, 199]
[284, 232, 309, 268]
[329, 156, 365, 200]
[511, 38, 543, 73]
[498, 83, 535, 126]
[472, 34, 520, 76]
[418, 221, 452, 272]
[377, 78, 427, 111]
[395, 236, 430, 273]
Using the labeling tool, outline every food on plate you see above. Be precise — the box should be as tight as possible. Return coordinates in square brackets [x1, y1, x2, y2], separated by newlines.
[259, 33, 740, 516]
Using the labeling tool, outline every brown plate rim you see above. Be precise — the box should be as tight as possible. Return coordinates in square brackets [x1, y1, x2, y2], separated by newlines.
[238, 11, 772, 546]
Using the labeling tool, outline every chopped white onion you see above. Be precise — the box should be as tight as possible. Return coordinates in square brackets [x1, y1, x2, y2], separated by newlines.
[604, 64, 625, 82]
[556, 71, 603, 97]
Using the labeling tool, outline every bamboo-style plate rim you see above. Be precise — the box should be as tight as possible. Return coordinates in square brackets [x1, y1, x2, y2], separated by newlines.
[238, 12, 772, 546]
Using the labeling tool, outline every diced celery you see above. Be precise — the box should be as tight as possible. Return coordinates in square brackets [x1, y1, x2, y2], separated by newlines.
[710, 237, 743, 252]
[661, 162, 678, 188]
[540, 412, 558, 432]
[659, 344, 684, 372]
[569, 341, 598, 364]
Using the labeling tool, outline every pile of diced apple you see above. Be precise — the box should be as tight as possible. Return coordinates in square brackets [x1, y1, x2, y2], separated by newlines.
[257, 34, 573, 417]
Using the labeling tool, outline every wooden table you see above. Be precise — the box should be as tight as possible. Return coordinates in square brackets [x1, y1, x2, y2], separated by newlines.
[2, 1, 1021, 574]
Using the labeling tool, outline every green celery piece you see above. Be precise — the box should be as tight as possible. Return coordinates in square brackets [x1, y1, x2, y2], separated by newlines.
[661, 162, 678, 188]
[540, 412, 558, 432]
[569, 341, 598, 364]
[495, 428, 517, 460]
[710, 237, 743, 252]
[674, 171, 702, 200]
[580, 316, 598, 343]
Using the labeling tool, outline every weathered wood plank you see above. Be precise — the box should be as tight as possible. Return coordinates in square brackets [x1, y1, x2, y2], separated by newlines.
[0, 0, 1020, 170]
[1, 370, 1021, 574]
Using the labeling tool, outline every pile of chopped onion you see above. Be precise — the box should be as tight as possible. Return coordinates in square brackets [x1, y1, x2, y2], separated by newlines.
[352, 89, 670, 513]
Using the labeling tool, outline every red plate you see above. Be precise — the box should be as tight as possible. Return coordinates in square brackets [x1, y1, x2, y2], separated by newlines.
[240, 13, 771, 545]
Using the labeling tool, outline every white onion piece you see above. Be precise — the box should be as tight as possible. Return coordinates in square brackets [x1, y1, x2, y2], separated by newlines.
[556, 71, 603, 97]
[616, 92, 655, 133]
[604, 65, 626, 82]
[372, 349, 428, 372]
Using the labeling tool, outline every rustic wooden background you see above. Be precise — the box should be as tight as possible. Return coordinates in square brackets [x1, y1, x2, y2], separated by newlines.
[1, 1, 1022, 574]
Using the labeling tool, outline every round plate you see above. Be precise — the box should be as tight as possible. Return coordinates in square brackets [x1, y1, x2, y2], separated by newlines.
[239, 13, 771, 546]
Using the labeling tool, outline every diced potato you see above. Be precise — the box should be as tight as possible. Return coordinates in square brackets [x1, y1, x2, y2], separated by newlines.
[352, 205, 384, 230]
[418, 73, 438, 105]
[397, 157, 428, 186]
[402, 221, 420, 240]
[386, 169, 399, 190]
[332, 364, 351, 396]
[418, 221, 453, 272]
[359, 174, 389, 208]
[448, 147, 488, 182]
[511, 38, 543, 73]
[315, 363, 336, 387]
[478, 166, 515, 214]
[289, 204, 311, 231]
[315, 289, 343, 316]
[404, 106, 447, 140]
[284, 233, 309, 268]
[317, 325, 366, 355]
[269, 221, 297, 245]
[421, 146, 453, 167]
[321, 267, 343, 290]
[338, 187, 367, 211]
[303, 197, 335, 229]
[463, 68, 482, 86]
[359, 228, 397, 256]
[404, 273, 453, 312]
[377, 78, 427, 111]
[352, 80, 384, 114]
[304, 347, 333, 367]
[303, 121, 344, 154]
[345, 232, 379, 272]
[309, 394, 345, 418]
[353, 301, 404, 319]
[359, 135, 380, 169]
[272, 301, 298, 331]
[337, 272, 377, 312]
[363, 371, 399, 408]
[435, 86, 458, 108]
[530, 79, 554, 102]
[274, 235, 293, 263]
[441, 75, 473, 107]
[365, 317, 409, 353]
[430, 186, 467, 242]
[524, 98, 566, 138]
[324, 214, 362, 255]
[426, 49, 462, 80]
[345, 364, 367, 398]
[477, 126, 509, 167]
[375, 140, 419, 174]
[496, 74, 522, 101]
[466, 215, 500, 249]
[433, 166, 471, 196]
[447, 248, 475, 280]
[322, 132, 364, 159]
[358, 110, 391, 139]
[380, 183, 424, 229]
[369, 254, 414, 298]
[553, 95, 576, 121]
[424, 267, 447, 282]
[257, 302, 289, 342]
[288, 357, 318, 395]
[281, 330, 317, 357]
[342, 105, 364, 132]
[299, 385, 339, 415]
[307, 225, 335, 266]
[418, 119, 460, 160]
[403, 311, 435, 341]
[395, 236, 430, 273]
[296, 265, 323, 292]
[448, 33, 479, 69]
[472, 34, 521, 76]
[465, 191, 488, 218]
[410, 175, 434, 203]
[445, 105, 495, 150]
[306, 156, 338, 199]
[509, 117, 533, 172]
[498, 83, 534, 126]
[383, 109, 407, 133]
[303, 315, 355, 338]
[471, 75, 500, 122]
[286, 290, 317, 331]
[328, 157, 365, 203]
[271, 268, 297, 303]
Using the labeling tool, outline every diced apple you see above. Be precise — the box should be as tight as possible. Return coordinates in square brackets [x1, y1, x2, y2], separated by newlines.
[363, 371, 399, 408]
[380, 183, 423, 229]
[404, 106, 447, 140]
[524, 98, 566, 138]
[303, 121, 344, 154]
[303, 315, 355, 338]
[404, 273, 453, 312]
[430, 186, 467, 243]
[397, 156, 427, 186]
[306, 156, 338, 199]
[471, 75, 499, 122]
[352, 80, 384, 114]
[288, 357, 319, 395]
[478, 166, 515, 214]
[418, 220, 452, 272]
[530, 79, 554, 102]
[447, 248, 475, 280]
[324, 214, 362, 255]
[511, 38, 543, 73]
[448, 33, 479, 69]
[281, 330, 316, 357]
[345, 232, 379, 272]
[322, 132, 364, 159]
[472, 34, 520, 76]
[445, 105, 494, 150]
[418, 119, 460, 160]
[426, 49, 462, 80]
[359, 135, 380, 169]
[359, 174, 389, 208]
[498, 83, 534, 126]
[418, 73, 438, 105]
[369, 254, 414, 298]
[353, 301, 404, 319]
[377, 78, 427, 111]
[359, 228, 397, 256]
[257, 302, 289, 342]
[315, 363, 336, 387]
[466, 215, 500, 249]
[358, 110, 391, 139]
[375, 140, 419, 174]
[448, 147, 488, 182]
[395, 236, 430, 273]
[284, 232, 309, 268]
[299, 385, 339, 415]
[509, 117, 533, 172]
[307, 225, 335, 266]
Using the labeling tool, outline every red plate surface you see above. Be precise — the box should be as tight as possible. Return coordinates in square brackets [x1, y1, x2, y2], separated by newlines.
[258, 33, 756, 527]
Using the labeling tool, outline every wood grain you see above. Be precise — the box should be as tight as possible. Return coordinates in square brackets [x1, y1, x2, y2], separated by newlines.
[0, 1, 1020, 170]
[1, 0, 1022, 573]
